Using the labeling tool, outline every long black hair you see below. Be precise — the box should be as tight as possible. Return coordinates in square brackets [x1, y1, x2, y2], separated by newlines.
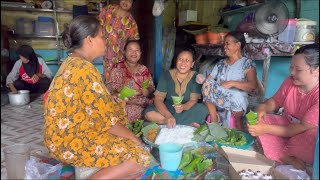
[294, 43, 319, 70]
[16, 44, 39, 77]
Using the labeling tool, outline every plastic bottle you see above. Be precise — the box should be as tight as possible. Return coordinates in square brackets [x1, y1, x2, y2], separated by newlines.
[278, 18, 296, 44]
[229, 114, 236, 129]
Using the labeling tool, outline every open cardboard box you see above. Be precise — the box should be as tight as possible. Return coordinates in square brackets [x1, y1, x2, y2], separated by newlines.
[216, 146, 289, 179]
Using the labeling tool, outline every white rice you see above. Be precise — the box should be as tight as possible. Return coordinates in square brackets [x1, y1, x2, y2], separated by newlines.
[155, 125, 196, 145]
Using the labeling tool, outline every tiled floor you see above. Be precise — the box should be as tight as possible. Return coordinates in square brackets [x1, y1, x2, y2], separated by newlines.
[1, 95, 48, 179]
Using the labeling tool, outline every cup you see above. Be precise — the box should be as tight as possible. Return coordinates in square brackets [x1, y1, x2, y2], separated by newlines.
[3, 144, 31, 179]
[159, 143, 183, 171]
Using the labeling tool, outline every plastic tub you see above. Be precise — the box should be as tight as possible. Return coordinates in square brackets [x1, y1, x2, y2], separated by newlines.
[8, 90, 30, 105]
[159, 143, 183, 171]
[278, 18, 296, 44]
[214, 131, 255, 150]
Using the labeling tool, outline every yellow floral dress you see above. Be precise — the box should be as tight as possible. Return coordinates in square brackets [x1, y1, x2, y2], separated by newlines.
[43, 57, 150, 168]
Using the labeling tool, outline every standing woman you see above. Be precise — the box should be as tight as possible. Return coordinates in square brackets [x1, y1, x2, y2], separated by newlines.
[109, 40, 155, 122]
[6, 44, 52, 93]
[43, 16, 150, 179]
[98, 0, 139, 88]
[197, 31, 258, 130]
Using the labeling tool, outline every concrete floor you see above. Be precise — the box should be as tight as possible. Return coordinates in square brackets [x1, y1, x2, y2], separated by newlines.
[1, 95, 49, 179]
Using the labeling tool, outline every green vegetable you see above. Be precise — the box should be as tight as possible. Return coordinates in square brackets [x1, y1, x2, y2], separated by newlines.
[119, 86, 137, 100]
[194, 124, 209, 135]
[215, 129, 247, 146]
[207, 122, 228, 139]
[196, 159, 213, 174]
[178, 151, 193, 169]
[246, 110, 258, 125]
[182, 156, 203, 174]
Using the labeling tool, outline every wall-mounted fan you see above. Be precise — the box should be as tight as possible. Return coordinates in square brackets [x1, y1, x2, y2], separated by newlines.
[237, 1, 289, 41]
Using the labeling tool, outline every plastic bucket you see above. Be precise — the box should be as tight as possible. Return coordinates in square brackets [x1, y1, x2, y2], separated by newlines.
[159, 143, 183, 171]
[3, 144, 31, 179]
[294, 19, 317, 43]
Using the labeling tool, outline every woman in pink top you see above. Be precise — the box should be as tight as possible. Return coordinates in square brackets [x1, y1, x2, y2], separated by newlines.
[248, 44, 319, 170]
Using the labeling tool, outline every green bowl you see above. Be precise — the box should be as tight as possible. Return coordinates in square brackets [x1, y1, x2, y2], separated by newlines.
[119, 86, 137, 100]
[214, 131, 254, 150]
[171, 96, 184, 105]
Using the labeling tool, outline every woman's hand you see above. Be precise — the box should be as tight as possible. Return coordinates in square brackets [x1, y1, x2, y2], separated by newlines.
[248, 123, 267, 136]
[256, 107, 267, 123]
[165, 116, 176, 129]
[196, 74, 206, 84]
[130, 135, 143, 146]
[220, 81, 234, 89]
[111, 94, 123, 104]
[31, 74, 40, 83]
[141, 88, 149, 97]
[173, 104, 184, 114]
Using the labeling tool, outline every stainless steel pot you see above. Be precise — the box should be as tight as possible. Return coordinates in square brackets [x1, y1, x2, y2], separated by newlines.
[8, 90, 30, 105]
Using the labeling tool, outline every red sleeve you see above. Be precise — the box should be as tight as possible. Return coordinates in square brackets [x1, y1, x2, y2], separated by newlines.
[272, 77, 293, 107]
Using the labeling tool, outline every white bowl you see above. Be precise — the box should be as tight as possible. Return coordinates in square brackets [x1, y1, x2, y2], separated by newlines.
[8, 90, 30, 106]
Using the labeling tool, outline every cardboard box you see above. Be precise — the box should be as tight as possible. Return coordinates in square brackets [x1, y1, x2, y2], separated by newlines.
[218, 146, 275, 179]
[178, 10, 197, 26]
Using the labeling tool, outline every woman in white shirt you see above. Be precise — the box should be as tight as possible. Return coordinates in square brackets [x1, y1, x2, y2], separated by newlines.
[6, 45, 52, 93]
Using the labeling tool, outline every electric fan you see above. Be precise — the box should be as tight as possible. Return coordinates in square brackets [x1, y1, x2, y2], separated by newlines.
[254, 1, 289, 38]
[237, 1, 289, 41]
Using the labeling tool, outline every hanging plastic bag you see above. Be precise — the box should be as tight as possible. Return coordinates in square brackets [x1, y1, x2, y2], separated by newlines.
[25, 156, 63, 180]
[152, 0, 164, 16]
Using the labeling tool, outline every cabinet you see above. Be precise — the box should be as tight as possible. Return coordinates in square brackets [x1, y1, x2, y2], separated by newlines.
[1, 0, 101, 65]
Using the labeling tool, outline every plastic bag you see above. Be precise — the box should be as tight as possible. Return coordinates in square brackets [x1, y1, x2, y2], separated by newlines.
[275, 165, 310, 180]
[152, 0, 164, 16]
[25, 156, 63, 180]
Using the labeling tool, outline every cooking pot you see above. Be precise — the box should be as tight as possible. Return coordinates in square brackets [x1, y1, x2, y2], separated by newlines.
[8, 90, 30, 105]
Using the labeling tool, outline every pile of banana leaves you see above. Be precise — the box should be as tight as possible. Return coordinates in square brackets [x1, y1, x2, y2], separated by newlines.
[179, 151, 213, 177]
[192, 122, 247, 146]
[128, 119, 144, 137]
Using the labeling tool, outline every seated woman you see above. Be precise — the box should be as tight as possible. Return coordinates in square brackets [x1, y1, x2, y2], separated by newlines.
[109, 40, 155, 122]
[196, 31, 258, 130]
[43, 16, 150, 179]
[144, 47, 209, 128]
[248, 44, 319, 170]
[6, 45, 52, 93]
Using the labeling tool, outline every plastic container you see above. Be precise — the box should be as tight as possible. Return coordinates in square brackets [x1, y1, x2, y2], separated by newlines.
[35, 16, 55, 36]
[3, 144, 31, 179]
[15, 18, 35, 35]
[8, 90, 30, 106]
[278, 18, 296, 44]
[214, 131, 255, 150]
[294, 19, 317, 43]
[195, 33, 208, 44]
[159, 143, 183, 171]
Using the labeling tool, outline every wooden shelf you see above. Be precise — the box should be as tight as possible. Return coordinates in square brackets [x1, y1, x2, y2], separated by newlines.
[1, 6, 99, 14]
[220, 3, 264, 16]
[9, 34, 61, 39]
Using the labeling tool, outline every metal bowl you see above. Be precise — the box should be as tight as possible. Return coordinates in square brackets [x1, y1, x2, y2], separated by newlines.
[8, 90, 30, 105]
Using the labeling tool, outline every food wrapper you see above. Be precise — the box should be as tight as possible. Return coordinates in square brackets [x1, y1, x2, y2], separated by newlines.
[246, 110, 258, 125]
[119, 86, 137, 100]
[171, 96, 184, 105]
[141, 80, 150, 89]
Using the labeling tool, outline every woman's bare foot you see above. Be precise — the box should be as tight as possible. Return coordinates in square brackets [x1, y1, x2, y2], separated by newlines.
[190, 122, 201, 128]
[280, 156, 306, 170]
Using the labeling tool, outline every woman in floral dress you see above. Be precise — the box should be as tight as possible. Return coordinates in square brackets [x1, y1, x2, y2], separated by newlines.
[98, 0, 139, 88]
[109, 40, 155, 122]
[43, 16, 150, 179]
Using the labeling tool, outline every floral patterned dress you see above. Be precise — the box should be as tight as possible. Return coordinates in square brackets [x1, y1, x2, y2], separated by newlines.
[43, 57, 150, 168]
[202, 57, 256, 127]
[109, 61, 155, 122]
[98, 4, 140, 85]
